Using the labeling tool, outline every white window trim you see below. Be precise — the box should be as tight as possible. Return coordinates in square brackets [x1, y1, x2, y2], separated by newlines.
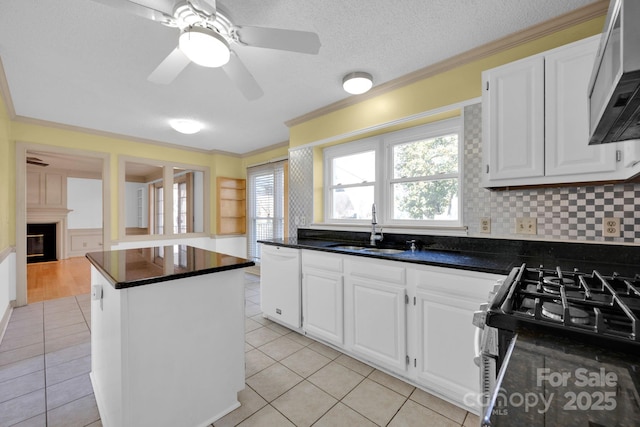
[383, 117, 462, 227]
[323, 137, 381, 224]
[323, 117, 463, 228]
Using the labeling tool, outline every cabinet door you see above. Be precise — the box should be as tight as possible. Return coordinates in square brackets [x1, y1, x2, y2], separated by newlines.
[260, 245, 301, 329]
[303, 270, 344, 345]
[483, 55, 544, 181]
[414, 287, 483, 408]
[349, 278, 406, 372]
[545, 36, 617, 176]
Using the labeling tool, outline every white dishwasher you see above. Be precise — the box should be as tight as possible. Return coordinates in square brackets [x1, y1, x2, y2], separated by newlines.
[260, 244, 301, 329]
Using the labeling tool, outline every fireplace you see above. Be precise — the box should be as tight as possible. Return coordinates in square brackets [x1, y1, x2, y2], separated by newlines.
[27, 223, 57, 263]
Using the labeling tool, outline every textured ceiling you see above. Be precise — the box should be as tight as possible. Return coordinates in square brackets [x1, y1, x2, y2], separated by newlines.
[0, 0, 599, 155]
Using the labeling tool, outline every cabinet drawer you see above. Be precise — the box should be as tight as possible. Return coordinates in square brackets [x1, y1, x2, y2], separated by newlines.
[349, 259, 405, 284]
[302, 251, 343, 272]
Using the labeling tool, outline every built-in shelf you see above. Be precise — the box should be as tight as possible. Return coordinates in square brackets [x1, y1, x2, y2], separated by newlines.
[216, 177, 246, 235]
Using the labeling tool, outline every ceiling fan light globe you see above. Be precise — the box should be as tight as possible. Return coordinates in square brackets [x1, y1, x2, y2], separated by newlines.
[179, 26, 230, 68]
[342, 72, 373, 95]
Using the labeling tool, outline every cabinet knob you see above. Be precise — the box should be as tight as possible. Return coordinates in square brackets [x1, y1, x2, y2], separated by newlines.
[486, 164, 489, 174]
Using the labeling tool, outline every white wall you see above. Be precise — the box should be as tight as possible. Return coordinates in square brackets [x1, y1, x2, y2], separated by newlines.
[67, 177, 102, 229]
[0, 251, 15, 334]
[110, 236, 246, 258]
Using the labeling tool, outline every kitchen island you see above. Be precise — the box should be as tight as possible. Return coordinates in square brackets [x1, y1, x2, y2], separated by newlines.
[86, 245, 254, 427]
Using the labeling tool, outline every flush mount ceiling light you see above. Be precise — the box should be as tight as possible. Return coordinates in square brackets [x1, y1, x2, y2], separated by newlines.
[342, 72, 373, 95]
[169, 119, 203, 135]
[178, 26, 230, 68]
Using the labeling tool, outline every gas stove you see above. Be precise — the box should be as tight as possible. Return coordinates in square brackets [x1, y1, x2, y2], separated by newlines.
[486, 264, 640, 349]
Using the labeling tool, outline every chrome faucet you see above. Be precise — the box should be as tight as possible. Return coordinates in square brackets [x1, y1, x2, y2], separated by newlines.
[370, 203, 383, 245]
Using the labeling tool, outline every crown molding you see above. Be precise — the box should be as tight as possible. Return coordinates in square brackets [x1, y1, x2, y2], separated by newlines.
[240, 140, 289, 158]
[285, 0, 608, 128]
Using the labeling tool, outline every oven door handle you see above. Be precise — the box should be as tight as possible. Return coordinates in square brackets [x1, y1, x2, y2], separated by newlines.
[473, 326, 482, 367]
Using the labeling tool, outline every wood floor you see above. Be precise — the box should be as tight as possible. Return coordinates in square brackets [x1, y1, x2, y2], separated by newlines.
[26, 257, 92, 303]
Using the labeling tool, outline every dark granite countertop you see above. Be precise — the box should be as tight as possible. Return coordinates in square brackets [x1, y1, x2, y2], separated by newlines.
[86, 245, 254, 289]
[260, 237, 515, 274]
[259, 229, 640, 276]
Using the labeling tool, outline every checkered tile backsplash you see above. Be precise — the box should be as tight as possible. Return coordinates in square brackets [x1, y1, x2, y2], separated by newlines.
[463, 103, 640, 243]
[287, 103, 640, 243]
[288, 147, 314, 237]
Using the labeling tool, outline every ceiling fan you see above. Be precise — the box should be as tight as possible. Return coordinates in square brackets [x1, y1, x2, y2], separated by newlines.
[26, 157, 49, 167]
[91, 0, 321, 100]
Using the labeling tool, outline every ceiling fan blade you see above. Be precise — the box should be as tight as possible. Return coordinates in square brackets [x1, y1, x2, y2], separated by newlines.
[188, 0, 216, 18]
[90, 0, 176, 25]
[148, 47, 191, 84]
[222, 52, 264, 101]
[235, 26, 321, 54]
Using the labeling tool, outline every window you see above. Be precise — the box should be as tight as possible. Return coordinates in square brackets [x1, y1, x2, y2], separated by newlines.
[247, 160, 287, 262]
[324, 118, 461, 226]
[154, 183, 164, 234]
[325, 140, 378, 222]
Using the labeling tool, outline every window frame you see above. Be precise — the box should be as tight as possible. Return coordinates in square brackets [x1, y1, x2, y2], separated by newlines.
[383, 118, 462, 227]
[118, 156, 210, 241]
[323, 117, 462, 227]
[323, 138, 382, 224]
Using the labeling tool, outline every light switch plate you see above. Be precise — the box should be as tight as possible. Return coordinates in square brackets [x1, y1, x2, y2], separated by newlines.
[480, 217, 491, 233]
[515, 217, 537, 235]
[602, 217, 620, 237]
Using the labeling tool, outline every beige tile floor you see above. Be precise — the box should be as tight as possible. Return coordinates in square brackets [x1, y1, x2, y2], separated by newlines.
[0, 273, 480, 426]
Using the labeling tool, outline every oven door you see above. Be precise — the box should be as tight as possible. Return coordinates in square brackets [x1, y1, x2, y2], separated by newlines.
[481, 335, 518, 426]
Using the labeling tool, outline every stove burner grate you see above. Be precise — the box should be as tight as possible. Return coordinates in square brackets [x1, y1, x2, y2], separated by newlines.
[495, 264, 640, 345]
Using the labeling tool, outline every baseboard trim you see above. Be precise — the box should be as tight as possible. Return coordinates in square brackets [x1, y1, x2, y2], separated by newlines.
[0, 301, 14, 345]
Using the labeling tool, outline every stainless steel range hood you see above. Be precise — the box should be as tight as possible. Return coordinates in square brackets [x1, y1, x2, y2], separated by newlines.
[588, 0, 640, 145]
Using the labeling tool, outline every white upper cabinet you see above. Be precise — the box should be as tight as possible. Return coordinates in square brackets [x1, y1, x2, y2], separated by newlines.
[483, 55, 544, 181]
[544, 37, 616, 177]
[482, 36, 630, 188]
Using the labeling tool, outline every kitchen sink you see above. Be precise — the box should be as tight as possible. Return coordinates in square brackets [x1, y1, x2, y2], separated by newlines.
[332, 245, 367, 251]
[363, 248, 406, 254]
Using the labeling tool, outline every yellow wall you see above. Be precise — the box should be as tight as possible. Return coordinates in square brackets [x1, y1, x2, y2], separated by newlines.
[241, 145, 290, 170]
[290, 17, 604, 147]
[289, 16, 606, 222]
[6, 116, 245, 241]
[0, 96, 14, 249]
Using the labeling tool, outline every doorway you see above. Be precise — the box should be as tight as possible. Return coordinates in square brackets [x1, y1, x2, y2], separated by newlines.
[16, 144, 111, 306]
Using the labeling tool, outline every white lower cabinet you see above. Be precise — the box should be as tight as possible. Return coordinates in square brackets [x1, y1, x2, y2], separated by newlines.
[346, 259, 407, 372]
[299, 249, 504, 411]
[408, 266, 501, 411]
[302, 251, 344, 346]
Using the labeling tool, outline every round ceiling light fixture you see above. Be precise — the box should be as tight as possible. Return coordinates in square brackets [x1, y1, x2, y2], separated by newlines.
[169, 119, 204, 134]
[179, 26, 230, 68]
[342, 72, 373, 95]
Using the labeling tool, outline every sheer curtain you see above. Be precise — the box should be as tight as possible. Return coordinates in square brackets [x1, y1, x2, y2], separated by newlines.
[247, 160, 287, 263]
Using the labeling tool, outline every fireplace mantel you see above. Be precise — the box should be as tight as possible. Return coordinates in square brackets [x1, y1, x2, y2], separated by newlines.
[27, 208, 72, 260]
[27, 208, 72, 221]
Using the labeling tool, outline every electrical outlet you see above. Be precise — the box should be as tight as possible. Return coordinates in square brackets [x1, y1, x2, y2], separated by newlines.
[602, 217, 620, 237]
[515, 217, 537, 235]
[480, 217, 491, 233]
